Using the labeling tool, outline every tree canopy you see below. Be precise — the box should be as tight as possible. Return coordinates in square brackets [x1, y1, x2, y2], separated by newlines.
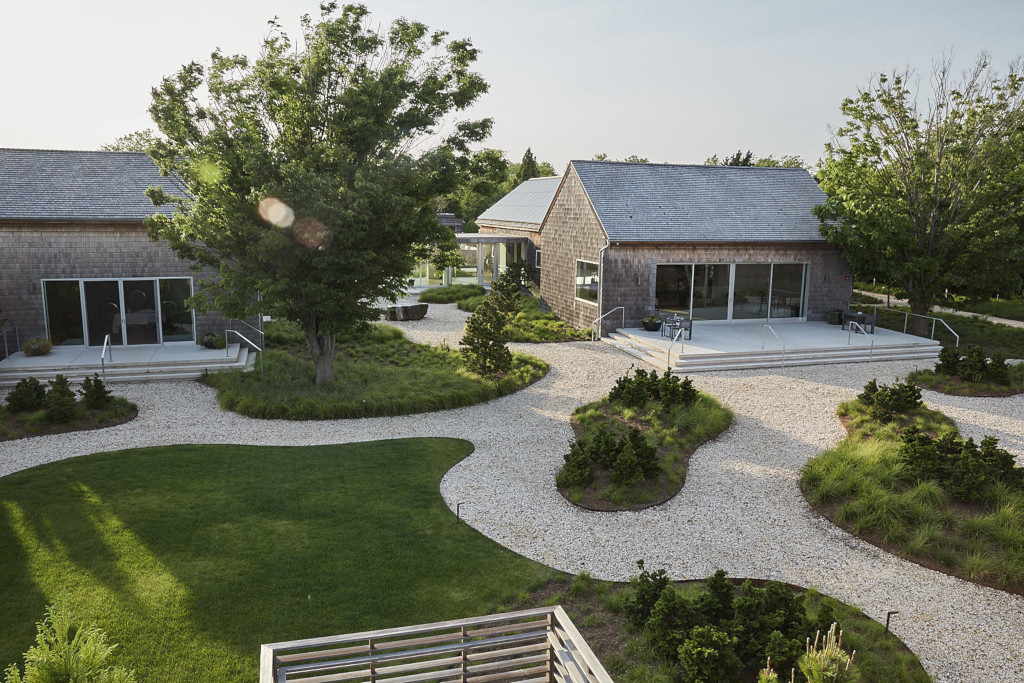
[438, 147, 555, 231]
[815, 54, 1024, 323]
[704, 150, 804, 168]
[101, 129, 161, 152]
[592, 153, 649, 163]
[145, 2, 489, 383]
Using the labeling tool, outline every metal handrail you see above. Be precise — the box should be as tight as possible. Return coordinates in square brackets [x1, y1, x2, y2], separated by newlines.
[225, 329, 264, 374]
[847, 321, 875, 358]
[231, 318, 265, 342]
[1, 324, 19, 360]
[762, 324, 786, 367]
[666, 326, 686, 370]
[99, 334, 113, 379]
[872, 304, 959, 347]
[591, 306, 625, 340]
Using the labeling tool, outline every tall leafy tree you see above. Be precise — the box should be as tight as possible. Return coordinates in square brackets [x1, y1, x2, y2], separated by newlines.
[100, 129, 160, 152]
[815, 54, 1024, 330]
[592, 153, 649, 163]
[145, 3, 489, 384]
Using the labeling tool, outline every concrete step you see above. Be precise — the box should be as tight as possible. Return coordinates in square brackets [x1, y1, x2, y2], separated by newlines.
[602, 330, 940, 373]
[0, 345, 251, 387]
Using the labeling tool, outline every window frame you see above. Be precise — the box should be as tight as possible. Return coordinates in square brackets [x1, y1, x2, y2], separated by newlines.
[574, 259, 599, 305]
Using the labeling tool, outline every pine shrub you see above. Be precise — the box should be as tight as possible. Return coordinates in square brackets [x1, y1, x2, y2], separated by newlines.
[677, 625, 742, 683]
[646, 586, 704, 658]
[5, 377, 46, 413]
[460, 298, 512, 376]
[857, 378, 922, 422]
[556, 441, 593, 489]
[586, 424, 622, 468]
[934, 346, 961, 376]
[489, 269, 523, 315]
[3, 603, 137, 683]
[80, 374, 113, 409]
[609, 367, 698, 408]
[625, 560, 670, 627]
[898, 427, 1021, 502]
[44, 375, 77, 423]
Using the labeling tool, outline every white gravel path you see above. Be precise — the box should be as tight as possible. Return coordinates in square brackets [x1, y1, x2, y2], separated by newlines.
[2, 301, 1023, 682]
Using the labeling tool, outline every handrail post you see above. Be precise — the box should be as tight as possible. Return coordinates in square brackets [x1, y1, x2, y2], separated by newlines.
[666, 327, 685, 370]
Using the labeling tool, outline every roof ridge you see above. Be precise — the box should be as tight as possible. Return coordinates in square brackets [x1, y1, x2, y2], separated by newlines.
[0, 147, 150, 155]
[571, 159, 806, 171]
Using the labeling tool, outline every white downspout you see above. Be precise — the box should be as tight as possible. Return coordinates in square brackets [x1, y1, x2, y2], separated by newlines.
[595, 238, 610, 337]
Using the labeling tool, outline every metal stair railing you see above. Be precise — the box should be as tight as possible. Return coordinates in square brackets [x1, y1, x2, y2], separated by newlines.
[591, 306, 625, 340]
[99, 334, 113, 379]
[873, 305, 959, 347]
[847, 321, 875, 358]
[1, 325, 20, 360]
[225, 329, 263, 374]
[762, 324, 786, 368]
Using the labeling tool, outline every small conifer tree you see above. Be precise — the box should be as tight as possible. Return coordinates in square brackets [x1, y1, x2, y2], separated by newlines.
[489, 269, 523, 316]
[80, 374, 114, 409]
[45, 374, 77, 423]
[460, 298, 512, 376]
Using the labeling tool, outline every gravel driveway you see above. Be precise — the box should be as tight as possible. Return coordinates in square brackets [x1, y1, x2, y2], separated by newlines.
[2, 301, 1022, 682]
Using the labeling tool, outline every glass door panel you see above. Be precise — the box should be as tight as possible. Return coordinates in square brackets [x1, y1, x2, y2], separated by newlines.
[159, 279, 195, 341]
[692, 264, 730, 320]
[733, 264, 771, 320]
[84, 280, 122, 346]
[123, 280, 159, 344]
[453, 244, 478, 284]
[769, 264, 806, 318]
[655, 265, 692, 315]
[44, 281, 85, 345]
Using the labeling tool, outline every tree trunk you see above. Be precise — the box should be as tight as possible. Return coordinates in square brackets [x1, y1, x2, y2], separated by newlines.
[304, 320, 336, 385]
[909, 299, 931, 337]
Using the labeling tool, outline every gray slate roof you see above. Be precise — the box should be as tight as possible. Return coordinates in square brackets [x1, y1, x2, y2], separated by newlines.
[476, 175, 561, 230]
[0, 148, 180, 222]
[570, 160, 827, 242]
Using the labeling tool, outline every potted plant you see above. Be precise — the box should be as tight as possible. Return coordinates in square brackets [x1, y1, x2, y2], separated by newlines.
[200, 332, 219, 349]
[827, 309, 842, 325]
[641, 315, 662, 332]
[22, 337, 52, 356]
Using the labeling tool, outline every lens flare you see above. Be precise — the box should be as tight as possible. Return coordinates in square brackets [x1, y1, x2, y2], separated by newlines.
[258, 197, 295, 228]
[293, 217, 332, 251]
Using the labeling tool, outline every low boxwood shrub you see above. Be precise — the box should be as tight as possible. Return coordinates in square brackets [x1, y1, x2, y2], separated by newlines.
[22, 337, 52, 356]
[5, 377, 46, 413]
[898, 427, 1021, 503]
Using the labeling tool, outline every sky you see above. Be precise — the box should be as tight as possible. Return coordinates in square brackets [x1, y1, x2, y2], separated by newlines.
[2, 0, 1022, 170]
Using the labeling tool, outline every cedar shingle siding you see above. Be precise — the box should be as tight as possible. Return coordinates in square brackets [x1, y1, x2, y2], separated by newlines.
[539, 162, 852, 334]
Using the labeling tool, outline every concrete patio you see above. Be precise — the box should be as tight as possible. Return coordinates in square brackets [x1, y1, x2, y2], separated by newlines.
[0, 341, 253, 387]
[604, 320, 942, 372]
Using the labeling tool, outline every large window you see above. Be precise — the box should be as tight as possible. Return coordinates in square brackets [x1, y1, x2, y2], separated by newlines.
[575, 260, 599, 304]
[43, 277, 196, 346]
[654, 263, 807, 321]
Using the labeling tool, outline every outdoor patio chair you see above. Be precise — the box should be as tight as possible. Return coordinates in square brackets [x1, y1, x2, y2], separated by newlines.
[660, 314, 692, 341]
[844, 310, 875, 334]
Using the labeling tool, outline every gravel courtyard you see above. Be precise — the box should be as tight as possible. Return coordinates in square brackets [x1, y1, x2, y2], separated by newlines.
[2, 301, 1023, 682]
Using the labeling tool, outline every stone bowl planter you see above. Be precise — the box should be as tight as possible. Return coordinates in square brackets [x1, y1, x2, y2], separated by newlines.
[642, 319, 662, 332]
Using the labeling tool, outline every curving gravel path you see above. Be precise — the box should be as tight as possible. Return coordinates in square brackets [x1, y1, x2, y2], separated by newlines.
[2, 301, 1023, 682]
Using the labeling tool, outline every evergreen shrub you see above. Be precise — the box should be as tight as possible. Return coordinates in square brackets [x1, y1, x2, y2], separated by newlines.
[5, 377, 46, 413]
[44, 375, 77, 423]
[460, 298, 512, 376]
[80, 374, 113, 409]
[857, 378, 922, 422]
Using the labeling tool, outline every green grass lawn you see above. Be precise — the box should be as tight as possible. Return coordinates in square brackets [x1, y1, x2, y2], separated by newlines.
[0, 439, 562, 682]
[207, 322, 547, 419]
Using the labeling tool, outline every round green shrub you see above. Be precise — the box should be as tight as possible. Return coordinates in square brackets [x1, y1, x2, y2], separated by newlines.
[5, 377, 47, 413]
[22, 337, 52, 356]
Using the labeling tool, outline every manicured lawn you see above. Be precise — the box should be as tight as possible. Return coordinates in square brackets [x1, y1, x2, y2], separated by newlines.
[802, 399, 1024, 595]
[0, 439, 562, 682]
[206, 323, 547, 419]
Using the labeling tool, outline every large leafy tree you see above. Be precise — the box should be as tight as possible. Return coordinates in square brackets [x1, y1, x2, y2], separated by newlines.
[145, 3, 489, 384]
[815, 54, 1024, 329]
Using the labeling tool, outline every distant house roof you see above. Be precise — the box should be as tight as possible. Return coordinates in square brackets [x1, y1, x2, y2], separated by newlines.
[0, 148, 180, 222]
[437, 212, 465, 231]
[569, 160, 827, 243]
[476, 175, 561, 231]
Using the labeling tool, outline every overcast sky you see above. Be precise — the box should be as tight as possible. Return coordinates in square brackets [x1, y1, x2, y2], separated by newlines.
[2, 0, 1022, 170]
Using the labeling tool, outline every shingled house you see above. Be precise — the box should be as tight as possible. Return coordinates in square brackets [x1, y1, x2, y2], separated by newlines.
[476, 175, 561, 273]
[0, 148, 235, 350]
[538, 160, 852, 334]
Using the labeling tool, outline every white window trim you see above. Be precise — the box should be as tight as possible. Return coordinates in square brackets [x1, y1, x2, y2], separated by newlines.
[534, 249, 542, 270]
[574, 259, 599, 306]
